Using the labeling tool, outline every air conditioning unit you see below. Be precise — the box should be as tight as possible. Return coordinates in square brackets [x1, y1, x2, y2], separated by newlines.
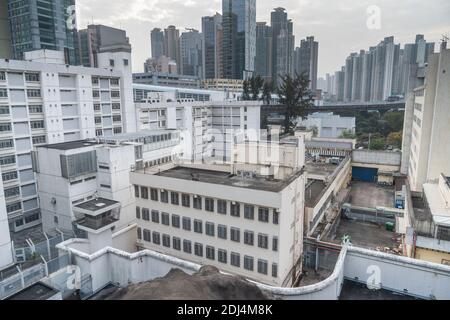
[50, 197, 57, 205]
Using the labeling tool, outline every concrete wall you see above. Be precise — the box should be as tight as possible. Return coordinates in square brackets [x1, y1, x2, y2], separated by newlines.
[0, 169, 13, 269]
[352, 150, 401, 167]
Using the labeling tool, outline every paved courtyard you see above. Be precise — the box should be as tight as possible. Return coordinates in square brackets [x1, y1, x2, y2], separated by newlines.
[350, 181, 395, 208]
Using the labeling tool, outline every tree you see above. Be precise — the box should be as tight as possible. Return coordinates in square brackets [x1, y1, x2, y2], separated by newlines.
[262, 80, 272, 104]
[242, 79, 251, 101]
[386, 131, 403, 148]
[277, 72, 314, 134]
[369, 137, 386, 150]
[249, 75, 264, 100]
[311, 125, 319, 137]
[339, 129, 356, 139]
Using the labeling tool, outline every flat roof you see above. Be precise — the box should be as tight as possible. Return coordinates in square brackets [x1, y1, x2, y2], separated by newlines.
[305, 162, 339, 178]
[416, 236, 450, 253]
[154, 166, 303, 193]
[43, 140, 99, 151]
[74, 197, 119, 212]
[7, 282, 59, 300]
[305, 179, 327, 207]
[306, 140, 353, 150]
[423, 183, 450, 226]
[99, 129, 177, 142]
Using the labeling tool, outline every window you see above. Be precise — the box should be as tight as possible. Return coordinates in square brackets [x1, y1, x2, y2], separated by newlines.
[218, 225, 227, 239]
[151, 210, 159, 223]
[230, 227, 240, 242]
[4, 187, 20, 198]
[96, 129, 103, 136]
[27, 89, 41, 98]
[162, 234, 171, 248]
[272, 263, 278, 278]
[206, 246, 215, 260]
[171, 192, 179, 205]
[0, 155, 15, 166]
[25, 73, 40, 82]
[217, 200, 227, 214]
[230, 202, 240, 217]
[28, 105, 43, 113]
[123, 59, 129, 66]
[161, 190, 168, 203]
[2, 171, 18, 182]
[205, 222, 215, 237]
[113, 127, 122, 134]
[172, 214, 180, 228]
[30, 121, 44, 129]
[95, 117, 102, 124]
[93, 90, 100, 98]
[142, 208, 150, 221]
[205, 198, 214, 212]
[111, 91, 120, 98]
[173, 237, 181, 250]
[135, 206, 141, 219]
[7, 202, 21, 213]
[110, 78, 120, 86]
[94, 104, 101, 111]
[161, 212, 170, 226]
[258, 207, 269, 223]
[150, 188, 158, 201]
[0, 123, 11, 132]
[0, 71, 5, 80]
[182, 194, 190, 207]
[0, 89, 7, 98]
[182, 217, 191, 231]
[109, 59, 115, 67]
[272, 237, 278, 252]
[244, 205, 254, 220]
[183, 240, 192, 254]
[134, 185, 139, 198]
[193, 196, 202, 209]
[244, 256, 254, 271]
[32, 136, 46, 145]
[258, 260, 268, 275]
[218, 249, 227, 264]
[113, 115, 121, 122]
[137, 227, 142, 240]
[152, 232, 161, 245]
[194, 220, 202, 233]
[258, 234, 269, 249]
[92, 77, 99, 85]
[143, 229, 151, 242]
[194, 243, 203, 257]
[141, 187, 148, 199]
[112, 103, 121, 110]
[0, 139, 13, 149]
[230, 252, 240, 267]
[273, 211, 279, 225]
[0, 106, 9, 114]
[244, 231, 254, 246]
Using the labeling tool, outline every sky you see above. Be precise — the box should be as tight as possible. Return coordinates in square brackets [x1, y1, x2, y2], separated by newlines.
[76, 0, 450, 77]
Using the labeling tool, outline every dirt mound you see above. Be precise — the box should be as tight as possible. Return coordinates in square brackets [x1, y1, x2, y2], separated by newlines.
[105, 266, 271, 300]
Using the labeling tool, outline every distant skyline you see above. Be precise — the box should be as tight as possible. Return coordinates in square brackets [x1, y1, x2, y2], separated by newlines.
[76, 0, 450, 77]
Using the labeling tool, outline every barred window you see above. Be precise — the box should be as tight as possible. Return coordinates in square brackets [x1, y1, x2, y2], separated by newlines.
[230, 202, 240, 217]
[183, 240, 192, 254]
[0, 139, 13, 149]
[182, 194, 190, 207]
[244, 205, 254, 220]
[230, 252, 240, 267]
[151, 210, 159, 223]
[173, 237, 181, 250]
[161, 190, 169, 203]
[193, 196, 202, 209]
[218, 249, 227, 264]
[135, 206, 141, 219]
[152, 232, 160, 245]
[0, 89, 7, 98]
[194, 243, 203, 257]
[162, 234, 171, 248]
[257, 259, 268, 275]
[161, 212, 170, 226]
[2, 171, 18, 182]
[218, 225, 227, 239]
[194, 219, 202, 233]
[141, 187, 148, 199]
[258, 234, 268, 249]
[205, 222, 215, 236]
[171, 192, 179, 205]
[28, 105, 43, 113]
[272, 237, 278, 252]
[230, 227, 240, 242]
[258, 207, 269, 222]
[244, 230, 254, 246]
[217, 200, 227, 214]
[206, 246, 215, 260]
[137, 227, 142, 240]
[142, 208, 150, 221]
[273, 211, 279, 225]
[134, 185, 139, 198]
[0, 155, 16, 165]
[32, 136, 46, 145]
[205, 198, 214, 212]
[27, 89, 41, 98]
[244, 256, 254, 271]
[182, 217, 191, 231]
[143, 229, 151, 242]
[272, 263, 278, 278]
[172, 214, 180, 228]
[150, 188, 158, 201]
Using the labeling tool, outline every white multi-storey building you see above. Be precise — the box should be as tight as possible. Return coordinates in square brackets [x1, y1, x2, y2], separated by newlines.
[402, 49, 450, 192]
[0, 49, 135, 232]
[297, 112, 355, 138]
[33, 130, 181, 234]
[0, 168, 13, 270]
[136, 95, 261, 163]
[131, 135, 306, 287]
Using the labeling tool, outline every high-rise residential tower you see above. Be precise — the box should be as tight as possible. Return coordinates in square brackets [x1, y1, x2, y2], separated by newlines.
[180, 29, 203, 78]
[202, 13, 223, 80]
[151, 28, 165, 59]
[164, 25, 182, 74]
[7, 0, 79, 64]
[294, 36, 318, 92]
[221, 0, 256, 79]
[255, 22, 273, 82]
[271, 8, 294, 85]
[0, 0, 11, 59]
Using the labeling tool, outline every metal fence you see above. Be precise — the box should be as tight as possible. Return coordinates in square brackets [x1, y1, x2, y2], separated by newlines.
[14, 232, 73, 263]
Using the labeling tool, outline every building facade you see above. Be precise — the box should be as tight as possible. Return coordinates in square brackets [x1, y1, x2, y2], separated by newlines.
[7, 0, 79, 64]
[164, 26, 182, 74]
[201, 13, 222, 80]
[221, 0, 256, 79]
[180, 29, 203, 78]
[294, 36, 318, 92]
[0, 48, 134, 232]
[0, 0, 11, 59]
[150, 28, 165, 59]
[255, 22, 272, 82]
[271, 8, 294, 85]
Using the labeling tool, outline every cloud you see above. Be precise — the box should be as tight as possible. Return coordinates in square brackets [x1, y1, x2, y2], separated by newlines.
[76, 0, 450, 76]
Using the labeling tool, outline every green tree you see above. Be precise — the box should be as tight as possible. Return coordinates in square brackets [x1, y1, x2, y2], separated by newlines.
[339, 129, 356, 139]
[369, 137, 386, 150]
[277, 72, 314, 134]
[386, 131, 403, 148]
[242, 80, 251, 101]
[262, 80, 272, 104]
[249, 75, 264, 100]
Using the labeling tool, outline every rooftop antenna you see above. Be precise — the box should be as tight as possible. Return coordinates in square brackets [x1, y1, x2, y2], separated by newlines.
[441, 34, 449, 51]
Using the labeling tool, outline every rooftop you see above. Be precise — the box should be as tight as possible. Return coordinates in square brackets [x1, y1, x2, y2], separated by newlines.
[305, 180, 327, 207]
[74, 197, 119, 213]
[339, 280, 419, 300]
[152, 166, 303, 193]
[43, 140, 99, 151]
[305, 162, 339, 178]
[6, 282, 59, 300]
[423, 183, 450, 226]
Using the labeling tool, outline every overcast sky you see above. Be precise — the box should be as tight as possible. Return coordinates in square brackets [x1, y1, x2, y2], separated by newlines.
[76, 0, 450, 77]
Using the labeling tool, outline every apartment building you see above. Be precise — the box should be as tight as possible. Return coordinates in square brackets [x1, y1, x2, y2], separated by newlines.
[0, 48, 134, 232]
[297, 112, 355, 139]
[131, 136, 305, 286]
[402, 49, 450, 192]
[33, 130, 181, 234]
[0, 168, 13, 270]
[135, 96, 261, 163]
